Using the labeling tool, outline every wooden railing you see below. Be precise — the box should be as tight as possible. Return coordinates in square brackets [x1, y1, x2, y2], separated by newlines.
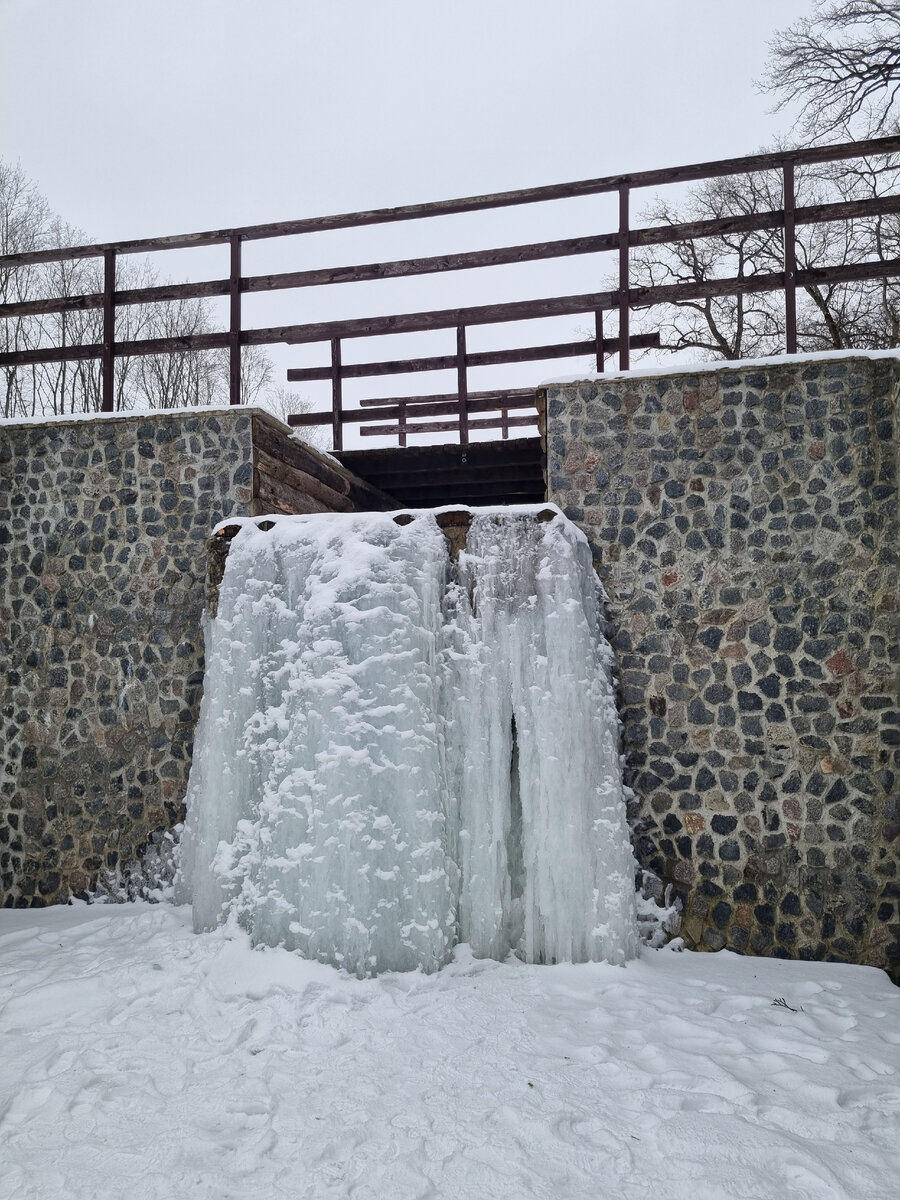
[1, 134, 898, 450]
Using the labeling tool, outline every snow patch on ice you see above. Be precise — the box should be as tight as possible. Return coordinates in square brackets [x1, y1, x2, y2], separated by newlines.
[178, 508, 638, 974]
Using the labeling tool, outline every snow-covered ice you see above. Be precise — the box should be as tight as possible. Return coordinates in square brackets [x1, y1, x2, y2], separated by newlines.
[177, 508, 638, 974]
[1, 902, 897, 1200]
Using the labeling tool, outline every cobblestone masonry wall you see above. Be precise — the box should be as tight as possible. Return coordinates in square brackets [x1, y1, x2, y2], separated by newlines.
[542, 354, 899, 979]
[0, 408, 390, 908]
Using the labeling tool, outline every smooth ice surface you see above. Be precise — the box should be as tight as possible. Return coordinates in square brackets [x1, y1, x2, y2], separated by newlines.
[178, 507, 638, 973]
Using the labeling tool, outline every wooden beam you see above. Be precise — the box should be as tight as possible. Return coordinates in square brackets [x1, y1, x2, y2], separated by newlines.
[229, 235, 242, 406]
[358, 387, 537, 408]
[251, 416, 395, 509]
[4, 194, 897, 320]
[3, 257, 899, 370]
[361, 416, 536, 437]
[101, 249, 115, 412]
[288, 393, 538, 426]
[255, 446, 355, 512]
[287, 333, 661, 383]
[618, 186, 630, 371]
[4, 135, 898, 267]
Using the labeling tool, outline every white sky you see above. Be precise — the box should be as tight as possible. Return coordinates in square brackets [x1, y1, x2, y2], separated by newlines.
[1, 0, 813, 443]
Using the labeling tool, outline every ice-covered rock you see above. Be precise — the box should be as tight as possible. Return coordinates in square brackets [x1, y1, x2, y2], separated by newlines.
[177, 507, 638, 974]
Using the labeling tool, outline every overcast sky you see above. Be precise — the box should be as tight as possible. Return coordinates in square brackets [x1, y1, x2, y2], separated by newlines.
[1, 0, 814, 440]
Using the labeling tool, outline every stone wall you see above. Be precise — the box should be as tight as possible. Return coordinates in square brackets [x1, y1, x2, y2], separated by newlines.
[541, 354, 899, 979]
[0, 408, 393, 907]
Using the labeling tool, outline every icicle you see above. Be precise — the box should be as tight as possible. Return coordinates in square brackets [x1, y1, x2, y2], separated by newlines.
[177, 506, 638, 974]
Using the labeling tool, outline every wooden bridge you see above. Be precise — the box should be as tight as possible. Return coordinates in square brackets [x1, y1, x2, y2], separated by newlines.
[2, 135, 899, 505]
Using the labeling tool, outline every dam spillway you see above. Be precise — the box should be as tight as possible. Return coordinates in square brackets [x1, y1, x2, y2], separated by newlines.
[176, 507, 639, 975]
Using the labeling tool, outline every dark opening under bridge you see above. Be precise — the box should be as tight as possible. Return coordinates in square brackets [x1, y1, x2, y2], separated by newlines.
[2, 135, 899, 504]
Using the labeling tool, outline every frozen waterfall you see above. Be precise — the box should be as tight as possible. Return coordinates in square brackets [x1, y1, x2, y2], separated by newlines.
[176, 507, 639, 974]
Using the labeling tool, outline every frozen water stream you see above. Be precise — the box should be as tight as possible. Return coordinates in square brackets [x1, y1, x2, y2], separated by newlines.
[177, 507, 638, 974]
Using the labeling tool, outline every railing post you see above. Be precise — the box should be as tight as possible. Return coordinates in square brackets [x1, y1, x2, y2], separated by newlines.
[783, 163, 798, 354]
[618, 186, 630, 371]
[594, 308, 605, 373]
[501, 407, 509, 439]
[102, 249, 115, 412]
[331, 336, 343, 451]
[398, 400, 407, 448]
[456, 324, 469, 446]
[229, 235, 242, 405]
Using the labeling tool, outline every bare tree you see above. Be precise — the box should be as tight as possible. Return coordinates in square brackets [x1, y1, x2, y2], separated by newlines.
[0, 159, 283, 418]
[763, 1, 900, 141]
[621, 153, 900, 362]
[0, 162, 49, 417]
[258, 384, 327, 450]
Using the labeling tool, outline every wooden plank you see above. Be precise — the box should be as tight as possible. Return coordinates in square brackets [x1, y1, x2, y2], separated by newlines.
[101, 250, 115, 412]
[361, 416, 536, 436]
[5, 195, 900, 321]
[252, 292, 623, 347]
[251, 416, 395, 509]
[618, 187, 630, 371]
[4, 135, 898, 267]
[229, 235, 242, 405]
[335, 437, 543, 478]
[362, 461, 544, 489]
[6, 254, 900, 371]
[456, 325, 469, 446]
[358, 387, 536, 408]
[290, 394, 536, 426]
[395, 485, 546, 506]
[783, 164, 797, 355]
[255, 446, 355, 512]
[248, 233, 617, 294]
[393, 477, 545, 498]
[254, 471, 334, 516]
[290, 340, 590, 383]
[330, 337, 343, 451]
[336, 437, 542, 469]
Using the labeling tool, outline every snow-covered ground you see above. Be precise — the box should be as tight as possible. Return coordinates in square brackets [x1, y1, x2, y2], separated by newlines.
[1, 902, 897, 1200]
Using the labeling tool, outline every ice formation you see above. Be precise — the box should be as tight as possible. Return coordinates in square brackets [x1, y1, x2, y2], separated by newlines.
[177, 507, 639, 974]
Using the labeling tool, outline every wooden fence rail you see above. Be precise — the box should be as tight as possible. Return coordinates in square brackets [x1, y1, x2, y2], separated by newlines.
[1, 134, 898, 449]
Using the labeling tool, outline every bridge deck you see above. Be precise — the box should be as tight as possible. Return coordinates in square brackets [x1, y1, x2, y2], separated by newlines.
[334, 437, 546, 509]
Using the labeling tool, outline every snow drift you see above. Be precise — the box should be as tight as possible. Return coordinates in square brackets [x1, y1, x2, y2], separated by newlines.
[176, 507, 638, 975]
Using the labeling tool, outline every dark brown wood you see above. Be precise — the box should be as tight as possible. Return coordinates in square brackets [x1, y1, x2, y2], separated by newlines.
[5, 135, 898, 268]
[229, 235, 242, 406]
[618, 186, 630, 371]
[380, 477, 544, 500]
[358, 386, 537, 408]
[6, 194, 900, 322]
[287, 333, 661, 383]
[255, 446, 355, 512]
[334, 438, 545, 507]
[594, 309, 604, 373]
[102, 249, 115, 412]
[361, 415, 536, 437]
[251, 416, 396, 509]
[289, 392, 537, 426]
[246, 233, 619, 294]
[398, 400, 407, 448]
[336, 437, 543, 475]
[4, 255, 898, 373]
[783, 164, 797, 355]
[456, 325, 469, 446]
[254, 292, 623, 347]
[330, 337, 343, 451]
[367, 459, 544, 489]
[255, 472, 334, 517]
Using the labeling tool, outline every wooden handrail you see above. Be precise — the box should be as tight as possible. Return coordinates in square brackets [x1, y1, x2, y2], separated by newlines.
[2, 134, 897, 268]
[1, 135, 898, 443]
